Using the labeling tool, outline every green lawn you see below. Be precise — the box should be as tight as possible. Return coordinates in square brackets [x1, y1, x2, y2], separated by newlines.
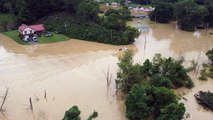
[2, 30, 27, 44]
[38, 33, 70, 43]
[2, 30, 70, 45]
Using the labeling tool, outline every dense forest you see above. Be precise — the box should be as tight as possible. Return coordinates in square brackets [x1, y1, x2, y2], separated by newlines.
[0, 0, 139, 45]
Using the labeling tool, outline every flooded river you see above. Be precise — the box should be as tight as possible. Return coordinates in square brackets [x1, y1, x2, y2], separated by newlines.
[0, 18, 213, 120]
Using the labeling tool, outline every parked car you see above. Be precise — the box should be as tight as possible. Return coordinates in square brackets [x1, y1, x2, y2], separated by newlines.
[45, 32, 53, 37]
[23, 36, 28, 42]
[32, 36, 37, 42]
[27, 37, 33, 41]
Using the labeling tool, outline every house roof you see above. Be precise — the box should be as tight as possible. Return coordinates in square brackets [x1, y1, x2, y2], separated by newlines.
[18, 24, 45, 32]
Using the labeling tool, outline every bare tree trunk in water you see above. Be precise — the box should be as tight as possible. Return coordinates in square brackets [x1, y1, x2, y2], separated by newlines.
[29, 98, 33, 111]
[0, 88, 9, 111]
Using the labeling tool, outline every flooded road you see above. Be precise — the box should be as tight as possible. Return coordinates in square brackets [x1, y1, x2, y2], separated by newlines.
[0, 18, 213, 120]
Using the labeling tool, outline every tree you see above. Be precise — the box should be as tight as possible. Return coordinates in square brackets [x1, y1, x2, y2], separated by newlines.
[63, 106, 81, 120]
[87, 111, 98, 120]
[157, 103, 186, 120]
[77, 1, 100, 21]
[150, 74, 172, 88]
[125, 84, 153, 120]
[50, 0, 64, 11]
[123, 26, 140, 43]
[63, 106, 98, 120]
[131, 0, 151, 5]
[151, 0, 178, 6]
[125, 84, 185, 120]
[153, 87, 177, 110]
[17, 0, 32, 23]
[151, 54, 194, 88]
[64, 0, 84, 13]
[149, 3, 174, 23]
[116, 50, 143, 92]
[103, 7, 132, 30]
[206, 48, 213, 63]
[206, 4, 213, 27]
[174, 0, 209, 31]
[103, 8, 125, 30]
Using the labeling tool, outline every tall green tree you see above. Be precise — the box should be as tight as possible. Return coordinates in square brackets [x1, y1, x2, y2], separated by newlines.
[125, 84, 153, 120]
[149, 3, 174, 23]
[77, 1, 100, 21]
[150, 74, 172, 88]
[157, 103, 186, 120]
[125, 84, 185, 120]
[64, 0, 84, 13]
[174, 0, 209, 31]
[116, 50, 143, 92]
[206, 4, 213, 27]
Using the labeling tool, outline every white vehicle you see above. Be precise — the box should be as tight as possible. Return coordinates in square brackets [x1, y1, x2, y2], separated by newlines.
[23, 36, 29, 42]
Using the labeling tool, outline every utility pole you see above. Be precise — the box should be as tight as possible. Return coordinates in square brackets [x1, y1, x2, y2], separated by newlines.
[111, 29, 112, 41]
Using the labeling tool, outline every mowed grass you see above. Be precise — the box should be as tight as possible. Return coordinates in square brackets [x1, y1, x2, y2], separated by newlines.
[2, 30, 70, 45]
[38, 33, 70, 43]
[2, 30, 27, 44]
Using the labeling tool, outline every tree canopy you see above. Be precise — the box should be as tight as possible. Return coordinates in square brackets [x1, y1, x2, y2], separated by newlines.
[149, 3, 174, 23]
[63, 106, 98, 120]
[63, 106, 81, 120]
[125, 84, 185, 120]
[174, 0, 209, 31]
[206, 48, 213, 63]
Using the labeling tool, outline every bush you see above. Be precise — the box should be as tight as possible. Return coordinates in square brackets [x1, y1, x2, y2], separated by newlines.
[63, 106, 81, 120]
[206, 48, 213, 63]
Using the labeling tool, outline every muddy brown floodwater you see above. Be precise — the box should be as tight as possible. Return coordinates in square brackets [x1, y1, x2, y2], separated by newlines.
[0, 18, 213, 120]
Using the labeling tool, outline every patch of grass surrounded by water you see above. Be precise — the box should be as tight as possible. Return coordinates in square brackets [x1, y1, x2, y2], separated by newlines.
[2, 30, 70, 45]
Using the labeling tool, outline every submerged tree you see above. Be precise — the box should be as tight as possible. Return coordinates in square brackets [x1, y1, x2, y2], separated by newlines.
[116, 50, 143, 92]
[125, 84, 153, 120]
[149, 3, 174, 23]
[63, 106, 81, 120]
[150, 74, 172, 88]
[125, 84, 185, 120]
[174, 0, 209, 31]
[206, 48, 213, 63]
[63, 106, 98, 120]
[157, 102, 185, 120]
